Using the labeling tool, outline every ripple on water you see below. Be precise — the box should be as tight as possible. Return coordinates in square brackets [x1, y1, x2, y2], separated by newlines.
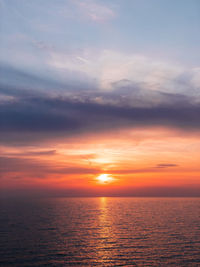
[0, 197, 200, 266]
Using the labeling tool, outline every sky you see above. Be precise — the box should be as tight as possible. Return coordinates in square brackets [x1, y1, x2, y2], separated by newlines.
[0, 0, 200, 197]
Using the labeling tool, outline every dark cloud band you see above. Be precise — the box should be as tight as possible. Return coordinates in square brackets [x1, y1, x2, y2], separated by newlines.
[0, 96, 200, 136]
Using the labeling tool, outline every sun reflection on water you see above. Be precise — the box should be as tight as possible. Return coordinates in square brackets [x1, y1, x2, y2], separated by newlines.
[95, 197, 117, 264]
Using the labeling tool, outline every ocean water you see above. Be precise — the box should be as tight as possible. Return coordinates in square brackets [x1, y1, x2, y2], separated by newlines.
[0, 197, 200, 266]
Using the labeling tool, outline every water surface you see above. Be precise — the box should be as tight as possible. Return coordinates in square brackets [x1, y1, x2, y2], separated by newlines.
[0, 197, 200, 266]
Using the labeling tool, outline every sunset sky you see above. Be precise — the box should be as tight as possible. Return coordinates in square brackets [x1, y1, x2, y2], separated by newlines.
[0, 0, 200, 196]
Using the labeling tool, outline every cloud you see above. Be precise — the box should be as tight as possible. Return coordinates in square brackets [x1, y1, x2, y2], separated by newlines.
[0, 156, 180, 181]
[72, 0, 116, 22]
[0, 156, 101, 178]
[0, 64, 68, 96]
[107, 167, 177, 175]
[2, 45, 200, 100]
[22, 150, 56, 156]
[0, 93, 200, 145]
[156, 164, 178, 168]
[2, 150, 57, 157]
[1, 61, 200, 145]
[49, 49, 200, 96]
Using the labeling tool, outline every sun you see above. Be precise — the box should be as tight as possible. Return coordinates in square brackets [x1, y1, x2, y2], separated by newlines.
[96, 174, 113, 183]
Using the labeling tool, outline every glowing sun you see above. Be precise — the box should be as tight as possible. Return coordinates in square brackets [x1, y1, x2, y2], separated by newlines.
[96, 174, 113, 183]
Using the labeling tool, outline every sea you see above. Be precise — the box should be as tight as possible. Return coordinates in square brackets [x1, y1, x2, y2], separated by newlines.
[0, 197, 200, 266]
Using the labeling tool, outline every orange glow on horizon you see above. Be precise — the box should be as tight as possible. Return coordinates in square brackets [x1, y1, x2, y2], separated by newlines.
[1, 127, 200, 196]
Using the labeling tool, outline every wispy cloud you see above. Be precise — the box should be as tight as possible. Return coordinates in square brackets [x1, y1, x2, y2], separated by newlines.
[156, 163, 178, 168]
[0, 156, 101, 179]
[2, 150, 57, 157]
[72, 0, 116, 22]
[49, 49, 200, 96]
